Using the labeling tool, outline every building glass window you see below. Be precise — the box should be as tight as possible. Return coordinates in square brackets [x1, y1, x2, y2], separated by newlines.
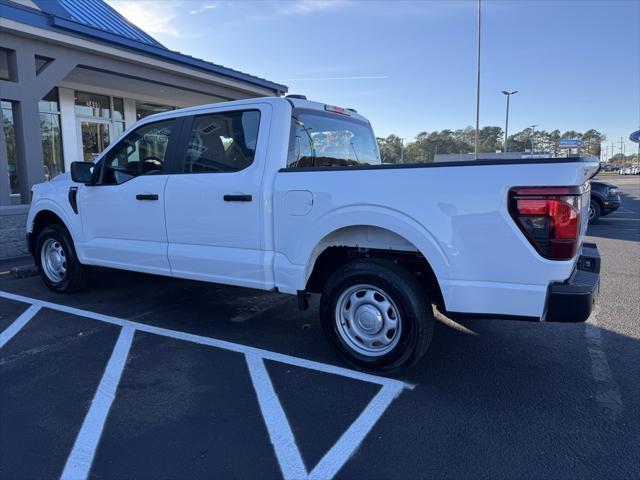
[1, 100, 19, 194]
[113, 121, 125, 138]
[75, 91, 111, 119]
[112, 97, 124, 121]
[112, 97, 125, 137]
[74, 91, 127, 160]
[40, 88, 64, 181]
[39, 87, 60, 112]
[136, 101, 174, 120]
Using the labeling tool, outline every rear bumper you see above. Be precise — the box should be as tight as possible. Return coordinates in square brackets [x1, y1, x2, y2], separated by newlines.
[543, 242, 600, 323]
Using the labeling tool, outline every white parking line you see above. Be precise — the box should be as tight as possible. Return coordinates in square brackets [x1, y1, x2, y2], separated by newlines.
[0, 290, 409, 480]
[0, 304, 41, 349]
[246, 354, 308, 480]
[60, 325, 135, 480]
[0, 290, 413, 389]
[308, 382, 403, 480]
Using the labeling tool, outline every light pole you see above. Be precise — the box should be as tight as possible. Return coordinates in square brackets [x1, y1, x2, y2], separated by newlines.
[501, 90, 518, 153]
[529, 124, 538, 153]
[474, 0, 481, 158]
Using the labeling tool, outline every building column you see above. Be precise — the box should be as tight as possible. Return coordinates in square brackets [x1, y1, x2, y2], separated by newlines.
[58, 87, 78, 170]
[13, 99, 45, 202]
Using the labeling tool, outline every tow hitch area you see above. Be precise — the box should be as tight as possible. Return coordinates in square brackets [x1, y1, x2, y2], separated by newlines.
[545, 243, 600, 323]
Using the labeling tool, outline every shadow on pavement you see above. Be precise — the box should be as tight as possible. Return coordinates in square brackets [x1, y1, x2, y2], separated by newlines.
[587, 192, 640, 242]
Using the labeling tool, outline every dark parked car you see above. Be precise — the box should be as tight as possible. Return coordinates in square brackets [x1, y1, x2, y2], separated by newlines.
[589, 181, 621, 223]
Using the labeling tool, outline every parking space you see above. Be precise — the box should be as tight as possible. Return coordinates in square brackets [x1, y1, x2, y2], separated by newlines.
[1, 289, 408, 480]
[1, 176, 638, 480]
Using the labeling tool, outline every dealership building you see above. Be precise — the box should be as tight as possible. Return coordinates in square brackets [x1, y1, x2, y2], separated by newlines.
[0, 0, 287, 259]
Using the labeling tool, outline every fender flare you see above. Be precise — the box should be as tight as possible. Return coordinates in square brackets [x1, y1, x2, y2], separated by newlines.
[297, 205, 450, 284]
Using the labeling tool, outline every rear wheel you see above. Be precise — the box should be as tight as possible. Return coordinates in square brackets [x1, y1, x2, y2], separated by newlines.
[35, 224, 89, 293]
[589, 200, 601, 224]
[320, 258, 434, 374]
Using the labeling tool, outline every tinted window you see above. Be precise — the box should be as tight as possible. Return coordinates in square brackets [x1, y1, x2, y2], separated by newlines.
[100, 119, 174, 184]
[183, 110, 260, 173]
[287, 110, 380, 168]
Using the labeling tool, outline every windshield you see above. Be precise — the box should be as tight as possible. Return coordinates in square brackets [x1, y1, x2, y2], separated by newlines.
[287, 109, 381, 168]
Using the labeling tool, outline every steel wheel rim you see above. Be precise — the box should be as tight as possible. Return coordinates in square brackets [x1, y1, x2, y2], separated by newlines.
[588, 203, 595, 220]
[41, 238, 67, 283]
[334, 283, 402, 357]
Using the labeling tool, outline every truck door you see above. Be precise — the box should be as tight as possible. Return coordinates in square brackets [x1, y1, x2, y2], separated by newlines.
[164, 104, 272, 289]
[77, 118, 178, 275]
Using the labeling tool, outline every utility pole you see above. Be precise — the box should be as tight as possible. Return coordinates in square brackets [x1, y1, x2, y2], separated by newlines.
[474, 0, 481, 159]
[399, 138, 405, 163]
[529, 124, 538, 153]
[502, 90, 518, 153]
[620, 136, 625, 162]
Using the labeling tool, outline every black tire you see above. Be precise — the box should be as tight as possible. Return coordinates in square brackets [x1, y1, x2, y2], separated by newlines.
[589, 200, 601, 224]
[320, 258, 434, 374]
[35, 224, 89, 293]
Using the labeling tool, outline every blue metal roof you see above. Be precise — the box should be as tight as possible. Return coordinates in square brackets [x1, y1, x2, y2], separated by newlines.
[54, 0, 165, 48]
[3, 0, 287, 94]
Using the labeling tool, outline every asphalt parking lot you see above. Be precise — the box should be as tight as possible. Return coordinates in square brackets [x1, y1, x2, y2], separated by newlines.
[1, 175, 638, 480]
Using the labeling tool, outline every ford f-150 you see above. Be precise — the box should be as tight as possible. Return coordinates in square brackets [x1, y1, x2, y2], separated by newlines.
[26, 96, 601, 373]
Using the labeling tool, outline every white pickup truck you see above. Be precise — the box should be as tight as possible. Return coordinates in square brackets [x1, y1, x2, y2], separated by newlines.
[26, 96, 601, 373]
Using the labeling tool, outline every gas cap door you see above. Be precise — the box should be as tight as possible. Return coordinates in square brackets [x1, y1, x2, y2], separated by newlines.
[285, 190, 313, 216]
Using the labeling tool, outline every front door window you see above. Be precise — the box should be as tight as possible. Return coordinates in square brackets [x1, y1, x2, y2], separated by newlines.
[100, 119, 174, 184]
[80, 121, 110, 162]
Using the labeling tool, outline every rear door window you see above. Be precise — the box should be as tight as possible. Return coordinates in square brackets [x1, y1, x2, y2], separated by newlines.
[287, 110, 381, 168]
[182, 110, 260, 173]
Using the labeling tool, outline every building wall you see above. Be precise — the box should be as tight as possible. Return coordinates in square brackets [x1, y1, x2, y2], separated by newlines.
[0, 206, 28, 259]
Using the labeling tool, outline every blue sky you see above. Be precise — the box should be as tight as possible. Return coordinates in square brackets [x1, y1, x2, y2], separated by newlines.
[108, 0, 639, 153]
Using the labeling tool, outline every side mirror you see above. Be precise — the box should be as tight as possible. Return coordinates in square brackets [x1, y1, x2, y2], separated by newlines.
[71, 161, 95, 185]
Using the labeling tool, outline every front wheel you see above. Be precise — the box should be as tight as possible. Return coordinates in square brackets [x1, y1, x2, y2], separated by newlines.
[320, 258, 434, 374]
[35, 224, 89, 293]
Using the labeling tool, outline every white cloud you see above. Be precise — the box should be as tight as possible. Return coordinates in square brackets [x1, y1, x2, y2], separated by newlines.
[189, 3, 217, 15]
[219, 0, 349, 27]
[106, 0, 181, 37]
[276, 0, 346, 16]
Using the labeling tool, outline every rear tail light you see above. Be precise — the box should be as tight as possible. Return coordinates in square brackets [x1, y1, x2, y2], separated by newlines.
[508, 186, 585, 260]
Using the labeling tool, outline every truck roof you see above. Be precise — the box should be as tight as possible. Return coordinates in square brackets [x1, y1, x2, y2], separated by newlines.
[141, 96, 370, 124]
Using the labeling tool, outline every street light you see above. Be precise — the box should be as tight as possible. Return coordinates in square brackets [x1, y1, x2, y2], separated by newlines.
[529, 124, 538, 153]
[474, 0, 481, 158]
[501, 90, 518, 153]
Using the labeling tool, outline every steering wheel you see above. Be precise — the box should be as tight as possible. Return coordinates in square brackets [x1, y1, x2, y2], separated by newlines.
[141, 156, 163, 175]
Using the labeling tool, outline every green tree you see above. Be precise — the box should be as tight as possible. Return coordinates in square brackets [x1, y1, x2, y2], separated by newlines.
[377, 134, 404, 164]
